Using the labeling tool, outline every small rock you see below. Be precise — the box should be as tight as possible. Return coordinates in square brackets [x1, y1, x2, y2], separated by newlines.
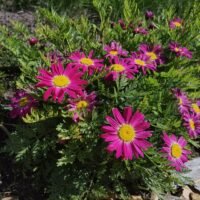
[190, 193, 200, 200]
[130, 195, 143, 200]
[150, 192, 158, 200]
[182, 186, 193, 200]
[185, 157, 200, 192]
[164, 193, 181, 200]
[2, 197, 18, 200]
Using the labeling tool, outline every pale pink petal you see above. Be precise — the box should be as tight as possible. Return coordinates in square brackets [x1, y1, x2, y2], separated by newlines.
[178, 136, 187, 147]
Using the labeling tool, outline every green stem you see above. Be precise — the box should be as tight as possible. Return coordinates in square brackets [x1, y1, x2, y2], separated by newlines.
[0, 123, 10, 135]
[144, 152, 161, 171]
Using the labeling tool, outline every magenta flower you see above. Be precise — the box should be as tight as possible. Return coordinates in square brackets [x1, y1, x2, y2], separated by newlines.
[105, 57, 138, 81]
[191, 101, 200, 116]
[139, 43, 164, 65]
[169, 42, 192, 59]
[183, 113, 200, 138]
[47, 51, 63, 64]
[145, 11, 154, 20]
[118, 19, 126, 30]
[131, 52, 156, 74]
[28, 37, 38, 46]
[104, 41, 128, 59]
[134, 27, 148, 35]
[169, 18, 183, 29]
[110, 21, 115, 28]
[172, 88, 190, 115]
[9, 90, 37, 118]
[101, 107, 152, 160]
[148, 23, 156, 30]
[68, 91, 96, 122]
[36, 63, 87, 103]
[161, 133, 191, 171]
[69, 50, 103, 75]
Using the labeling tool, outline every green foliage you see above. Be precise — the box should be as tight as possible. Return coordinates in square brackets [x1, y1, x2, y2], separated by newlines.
[1, 0, 200, 199]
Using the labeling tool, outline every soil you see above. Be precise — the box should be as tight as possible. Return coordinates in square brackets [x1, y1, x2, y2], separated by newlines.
[0, 10, 35, 29]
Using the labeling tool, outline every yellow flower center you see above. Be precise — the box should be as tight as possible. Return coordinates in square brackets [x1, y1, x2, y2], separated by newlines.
[53, 75, 70, 88]
[173, 22, 182, 27]
[80, 58, 94, 66]
[174, 47, 180, 52]
[109, 50, 118, 56]
[171, 143, 182, 158]
[189, 119, 195, 130]
[192, 103, 200, 114]
[135, 59, 146, 66]
[76, 100, 88, 109]
[118, 124, 136, 142]
[110, 64, 125, 72]
[19, 97, 29, 107]
[146, 52, 157, 61]
[179, 98, 183, 105]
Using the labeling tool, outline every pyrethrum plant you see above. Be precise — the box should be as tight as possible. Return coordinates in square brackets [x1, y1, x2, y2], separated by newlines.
[1, 0, 200, 199]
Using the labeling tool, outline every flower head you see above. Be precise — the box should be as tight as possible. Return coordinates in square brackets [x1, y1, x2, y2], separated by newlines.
[47, 51, 63, 64]
[68, 91, 96, 122]
[148, 23, 156, 30]
[101, 107, 152, 160]
[183, 112, 200, 138]
[134, 27, 148, 35]
[36, 63, 87, 103]
[105, 57, 138, 81]
[161, 133, 191, 171]
[139, 43, 164, 65]
[9, 90, 37, 118]
[104, 41, 128, 59]
[118, 19, 126, 30]
[69, 51, 103, 75]
[169, 42, 192, 59]
[191, 101, 200, 116]
[110, 21, 115, 28]
[131, 52, 156, 74]
[172, 88, 190, 115]
[145, 10, 154, 20]
[28, 37, 38, 46]
[169, 18, 183, 29]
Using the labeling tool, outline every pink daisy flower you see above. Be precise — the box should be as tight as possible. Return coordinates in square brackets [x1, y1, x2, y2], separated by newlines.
[169, 42, 192, 59]
[169, 18, 183, 29]
[191, 101, 200, 116]
[101, 106, 152, 160]
[104, 41, 128, 59]
[105, 57, 138, 81]
[36, 63, 87, 103]
[139, 43, 164, 65]
[183, 113, 200, 138]
[69, 50, 103, 75]
[68, 91, 96, 122]
[131, 52, 156, 74]
[9, 90, 37, 118]
[161, 133, 191, 171]
[172, 88, 190, 115]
